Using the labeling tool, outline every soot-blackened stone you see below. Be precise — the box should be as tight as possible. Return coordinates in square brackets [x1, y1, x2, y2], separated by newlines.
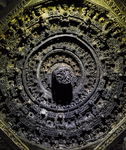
[52, 67, 73, 105]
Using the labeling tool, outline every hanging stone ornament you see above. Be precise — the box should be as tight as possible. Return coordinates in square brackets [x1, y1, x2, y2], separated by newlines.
[0, 1, 126, 149]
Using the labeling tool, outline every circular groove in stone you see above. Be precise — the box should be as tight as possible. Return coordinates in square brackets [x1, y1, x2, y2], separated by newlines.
[22, 34, 100, 112]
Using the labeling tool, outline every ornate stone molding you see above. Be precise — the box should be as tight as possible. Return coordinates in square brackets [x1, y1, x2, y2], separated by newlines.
[0, 119, 29, 150]
[94, 116, 126, 150]
[114, 0, 126, 14]
[104, 0, 126, 25]
[0, 0, 126, 149]
[0, 0, 126, 34]
[0, 0, 32, 33]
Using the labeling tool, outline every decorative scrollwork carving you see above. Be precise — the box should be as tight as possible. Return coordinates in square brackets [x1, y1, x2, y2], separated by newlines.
[0, 1, 126, 149]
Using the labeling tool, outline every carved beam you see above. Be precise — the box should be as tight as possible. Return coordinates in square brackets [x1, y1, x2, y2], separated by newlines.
[94, 116, 126, 150]
[0, 118, 29, 150]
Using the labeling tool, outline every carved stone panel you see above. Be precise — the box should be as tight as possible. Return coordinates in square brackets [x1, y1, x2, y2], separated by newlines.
[0, 0, 126, 149]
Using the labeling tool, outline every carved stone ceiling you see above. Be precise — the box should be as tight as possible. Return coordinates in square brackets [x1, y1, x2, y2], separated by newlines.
[0, 0, 126, 150]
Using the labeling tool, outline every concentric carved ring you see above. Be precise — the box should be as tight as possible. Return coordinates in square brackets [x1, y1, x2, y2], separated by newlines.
[1, 2, 125, 149]
[22, 34, 100, 112]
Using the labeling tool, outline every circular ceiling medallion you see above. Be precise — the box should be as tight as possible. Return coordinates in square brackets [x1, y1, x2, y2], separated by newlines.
[22, 34, 100, 112]
[0, 1, 126, 149]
